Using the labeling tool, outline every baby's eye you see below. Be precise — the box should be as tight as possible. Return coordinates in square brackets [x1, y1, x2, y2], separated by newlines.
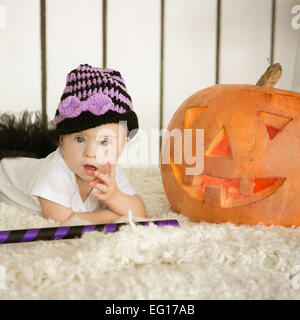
[99, 140, 109, 147]
[75, 136, 85, 143]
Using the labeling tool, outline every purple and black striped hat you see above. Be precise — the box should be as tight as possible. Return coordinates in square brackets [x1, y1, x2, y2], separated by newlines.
[53, 64, 138, 139]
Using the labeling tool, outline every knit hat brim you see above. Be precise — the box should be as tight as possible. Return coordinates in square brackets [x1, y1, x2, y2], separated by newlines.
[53, 110, 138, 140]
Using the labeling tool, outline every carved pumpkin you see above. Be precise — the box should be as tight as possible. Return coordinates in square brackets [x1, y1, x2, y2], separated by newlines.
[160, 64, 300, 227]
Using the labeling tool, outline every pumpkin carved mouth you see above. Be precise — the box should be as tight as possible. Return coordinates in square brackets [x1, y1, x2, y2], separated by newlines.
[170, 159, 286, 208]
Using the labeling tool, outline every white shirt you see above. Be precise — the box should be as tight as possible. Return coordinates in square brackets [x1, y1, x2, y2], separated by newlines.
[0, 147, 136, 215]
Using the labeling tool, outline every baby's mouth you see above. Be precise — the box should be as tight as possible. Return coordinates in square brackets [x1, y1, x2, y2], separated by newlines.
[83, 165, 97, 175]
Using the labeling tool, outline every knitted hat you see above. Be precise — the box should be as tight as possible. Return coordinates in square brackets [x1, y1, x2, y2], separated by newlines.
[53, 64, 138, 140]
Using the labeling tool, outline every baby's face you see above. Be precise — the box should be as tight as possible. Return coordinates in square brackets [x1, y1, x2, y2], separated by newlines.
[60, 123, 128, 182]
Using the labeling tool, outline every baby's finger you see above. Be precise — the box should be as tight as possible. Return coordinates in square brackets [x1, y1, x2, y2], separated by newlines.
[93, 183, 108, 194]
[93, 170, 110, 185]
[90, 178, 101, 187]
[93, 191, 107, 201]
[91, 177, 99, 183]
[108, 162, 116, 179]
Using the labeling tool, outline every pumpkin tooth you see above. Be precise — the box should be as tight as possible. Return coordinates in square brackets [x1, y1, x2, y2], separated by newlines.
[239, 178, 255, 196]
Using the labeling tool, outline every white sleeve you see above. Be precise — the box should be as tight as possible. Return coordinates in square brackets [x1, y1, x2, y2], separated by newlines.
[31, 165, 74, 209]
[116, 166, 136, 196]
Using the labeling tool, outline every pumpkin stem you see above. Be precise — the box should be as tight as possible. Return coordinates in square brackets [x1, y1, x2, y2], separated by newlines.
[256, 63, 282, 87]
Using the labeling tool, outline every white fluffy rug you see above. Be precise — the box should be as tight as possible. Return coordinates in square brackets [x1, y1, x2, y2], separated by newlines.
[1, 167, 300, 300]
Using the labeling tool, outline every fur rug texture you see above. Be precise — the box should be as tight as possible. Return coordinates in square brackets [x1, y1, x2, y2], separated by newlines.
[0, 166, 300, 300]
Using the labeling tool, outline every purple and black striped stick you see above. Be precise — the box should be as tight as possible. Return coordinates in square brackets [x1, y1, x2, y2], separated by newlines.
[0, 219, 179, 244]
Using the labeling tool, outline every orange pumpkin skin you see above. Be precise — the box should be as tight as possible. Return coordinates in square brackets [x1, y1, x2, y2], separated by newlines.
[160, 84, 300, 227]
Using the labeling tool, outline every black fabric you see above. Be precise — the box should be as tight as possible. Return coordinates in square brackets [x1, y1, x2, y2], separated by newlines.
[0, 110, 58, 160]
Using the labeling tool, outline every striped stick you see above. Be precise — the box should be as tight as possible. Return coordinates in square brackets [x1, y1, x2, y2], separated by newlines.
[0, 219, 179, 244]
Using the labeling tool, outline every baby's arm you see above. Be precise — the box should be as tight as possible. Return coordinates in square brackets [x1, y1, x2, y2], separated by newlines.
[101, 191, 147, 218]
[71, 210, 122, 224]
[39, 196, 122, 224]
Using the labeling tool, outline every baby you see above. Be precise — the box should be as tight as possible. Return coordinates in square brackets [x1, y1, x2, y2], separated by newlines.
[0, 64, 147, 224]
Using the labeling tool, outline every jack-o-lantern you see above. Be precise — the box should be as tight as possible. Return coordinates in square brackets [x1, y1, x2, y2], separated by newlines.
[160, 64, 300, 227]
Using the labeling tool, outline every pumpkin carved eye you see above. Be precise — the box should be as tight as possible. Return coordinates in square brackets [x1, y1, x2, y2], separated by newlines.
[260, 111, 292, 140]
[184, 107, 233, 159]
[184, 106, 207, 129]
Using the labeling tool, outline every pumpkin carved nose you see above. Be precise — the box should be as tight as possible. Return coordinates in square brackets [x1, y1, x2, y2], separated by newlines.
[205, 127, 232, 158]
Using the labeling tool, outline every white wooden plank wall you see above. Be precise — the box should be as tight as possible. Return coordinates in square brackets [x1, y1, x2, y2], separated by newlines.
[163, 0, 217, 128]
[0, 0, 299, 167]
[47, 0, 102, 118]
[220, 0, 272, 85]
[0, 0, 41, 112]
[107, 0, 160, 166]
[276, 0, 300, 90]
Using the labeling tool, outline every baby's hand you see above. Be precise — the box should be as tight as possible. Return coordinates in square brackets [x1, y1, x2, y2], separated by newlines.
[90, 162, 119, 204]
